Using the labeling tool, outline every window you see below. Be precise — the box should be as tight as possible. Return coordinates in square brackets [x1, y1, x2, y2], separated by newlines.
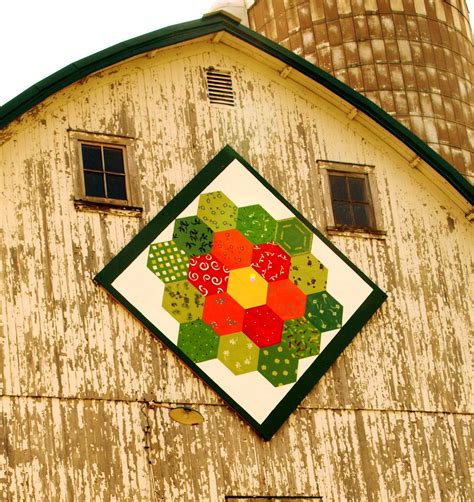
[81, 143, 127, 200]
[318, 161, 385, 237]
[69, 131, 141, 212]
[328, 173, 374, 229]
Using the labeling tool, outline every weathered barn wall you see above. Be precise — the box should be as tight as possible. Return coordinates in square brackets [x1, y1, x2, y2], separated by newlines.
[1, 397, 471, 500]
[1, 39, 472, 500]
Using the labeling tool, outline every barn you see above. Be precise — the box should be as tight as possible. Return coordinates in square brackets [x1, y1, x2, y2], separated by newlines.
[0, 8, 472, 501]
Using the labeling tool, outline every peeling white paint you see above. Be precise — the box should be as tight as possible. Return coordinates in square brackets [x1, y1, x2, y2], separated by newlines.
[0, 39, 472, 500]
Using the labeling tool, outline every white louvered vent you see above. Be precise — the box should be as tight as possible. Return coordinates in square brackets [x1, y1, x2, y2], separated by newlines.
[205, 69, 235, 106]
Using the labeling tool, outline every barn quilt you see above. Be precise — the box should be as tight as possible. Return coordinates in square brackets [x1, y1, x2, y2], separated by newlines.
[96, 146, 386, 439]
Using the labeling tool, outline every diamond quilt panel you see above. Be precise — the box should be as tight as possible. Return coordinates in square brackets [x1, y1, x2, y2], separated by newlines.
[98, 149, 386, 438]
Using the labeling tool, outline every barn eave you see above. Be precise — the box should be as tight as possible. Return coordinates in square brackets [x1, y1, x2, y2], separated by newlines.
[0, 11, 472, 210]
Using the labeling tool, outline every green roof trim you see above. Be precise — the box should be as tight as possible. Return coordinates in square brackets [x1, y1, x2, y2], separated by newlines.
[1, 12, 472, 203]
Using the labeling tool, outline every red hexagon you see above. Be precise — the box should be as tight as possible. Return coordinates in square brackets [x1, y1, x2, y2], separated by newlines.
[242, 305, 284, 348]
[266, 279, 307, 321]
[187, 254, 229, 296]
[202, 293, 245, 335]
[211, 229, 253, 270]
[251, 242, 291, 282]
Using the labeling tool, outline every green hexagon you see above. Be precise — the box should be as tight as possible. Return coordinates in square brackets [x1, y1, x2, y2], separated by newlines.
[236, 205, 277, 244]
[275, 218, 313, 256]
[306, 291, 343, 332]
[146, 240, 189, 283]
[177, 319, 219, 363]
[217, 332, 259, 375]
[172, 216, 214, 257]
[282, 317, 321, 359]
[258, 344, 299, 387]
[162, 280, 205, 323]
[289, 253, 328, 294]
[197, 191, 238, 231]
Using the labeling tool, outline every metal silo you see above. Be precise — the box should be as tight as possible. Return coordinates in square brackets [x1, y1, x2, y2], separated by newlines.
[247, 0, 473, 178]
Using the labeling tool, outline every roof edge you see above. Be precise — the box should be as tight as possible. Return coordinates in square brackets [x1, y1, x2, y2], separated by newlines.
[0, 12, 472, 204]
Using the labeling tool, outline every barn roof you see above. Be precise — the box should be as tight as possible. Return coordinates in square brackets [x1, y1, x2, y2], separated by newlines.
[0, 11, 472, 205]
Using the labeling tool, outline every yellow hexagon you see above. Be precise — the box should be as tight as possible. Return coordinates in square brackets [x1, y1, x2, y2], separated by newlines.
[227, 267, 268, 309]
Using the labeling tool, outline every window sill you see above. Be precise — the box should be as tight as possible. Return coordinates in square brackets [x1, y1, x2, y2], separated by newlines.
[74, 199, 143, 217]
[326, 226, 387, 240]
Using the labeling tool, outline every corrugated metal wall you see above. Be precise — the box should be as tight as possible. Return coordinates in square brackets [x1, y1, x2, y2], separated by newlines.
[0, 40, 472, 500]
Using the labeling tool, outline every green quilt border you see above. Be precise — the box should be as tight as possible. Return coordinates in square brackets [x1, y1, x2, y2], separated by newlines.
[95, 144, 387, 439]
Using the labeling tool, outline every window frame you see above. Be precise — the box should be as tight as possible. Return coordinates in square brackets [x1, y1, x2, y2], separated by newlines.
[69, 131, 142, 212]
[318, 160, 386, 238]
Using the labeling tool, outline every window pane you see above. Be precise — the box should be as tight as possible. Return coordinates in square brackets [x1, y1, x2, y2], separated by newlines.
[348, 177, 368, 202]
[352, 203, 372, 228]
[332, 201, 353, 226]
[81, 145, 103, 171]
[84, 171, 105, 197]
[329, 175, 348, 200]
[106, 174, 127, 200]
[104, 147, 125, 173]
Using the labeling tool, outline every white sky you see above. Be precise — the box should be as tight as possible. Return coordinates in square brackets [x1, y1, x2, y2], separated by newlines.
[0, 1, 216, 105]
[0, 0, 473, 106]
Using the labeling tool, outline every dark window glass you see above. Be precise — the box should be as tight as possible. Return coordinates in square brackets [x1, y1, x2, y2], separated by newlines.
[81, 143, 128, 201]
[104, 147, 125, 173]
[348, 177, 367, 202]
[84, 171, 106, 197]
[329, 173, 374, 230]
[352, 203, 371, 227]
[81, 145, 103, 171]
[106, 174, 127, 200]
[333, 201, 353, 226]
[329, 175, 348, 200]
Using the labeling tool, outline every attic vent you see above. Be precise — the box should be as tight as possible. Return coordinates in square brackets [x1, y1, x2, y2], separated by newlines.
[205, 69, 235, 106]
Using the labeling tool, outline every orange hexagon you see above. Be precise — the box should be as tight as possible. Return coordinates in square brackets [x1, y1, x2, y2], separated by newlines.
[211, 229, 253, 270]
[266, 279, 307, 321]
[202, 293, 245, 335]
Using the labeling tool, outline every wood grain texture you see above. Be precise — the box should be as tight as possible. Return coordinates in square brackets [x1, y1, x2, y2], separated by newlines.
[1, 398, 471, 501]
[1, 40, 472, 500]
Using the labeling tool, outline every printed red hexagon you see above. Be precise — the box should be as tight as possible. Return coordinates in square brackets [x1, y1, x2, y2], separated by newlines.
[251, 242, 291, 282]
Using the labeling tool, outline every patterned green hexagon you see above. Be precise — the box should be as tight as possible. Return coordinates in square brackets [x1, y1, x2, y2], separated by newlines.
[282, 317, 321, 359]
[197, 191, 238, 231]
[147, 240, 189, 283]
[275, 217, 313, 256]
[217, 332, 259, 375]
[162, 280, 205, 323]
[306, 291, 343, 332]
[172, 216, 214, 257]
[177, 319, 219, 363]
[258, 343, 299, 387]
[236, 205, 277, 244]
[289, 253, 328, 294]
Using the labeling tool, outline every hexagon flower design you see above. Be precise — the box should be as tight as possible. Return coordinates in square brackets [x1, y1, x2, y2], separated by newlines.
[97, 148, 386, 440]
[143, 191, 344, 388]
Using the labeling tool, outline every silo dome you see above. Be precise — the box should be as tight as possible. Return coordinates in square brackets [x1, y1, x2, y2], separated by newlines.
[207, 0, 249, 27]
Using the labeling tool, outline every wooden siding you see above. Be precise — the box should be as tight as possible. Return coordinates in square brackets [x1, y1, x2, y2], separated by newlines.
[1, 397, 471, 501]
[0, 40, 472, 500]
